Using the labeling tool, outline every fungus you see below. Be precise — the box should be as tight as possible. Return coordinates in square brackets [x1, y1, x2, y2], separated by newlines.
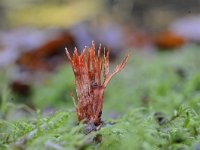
[66, 41, 129, 125]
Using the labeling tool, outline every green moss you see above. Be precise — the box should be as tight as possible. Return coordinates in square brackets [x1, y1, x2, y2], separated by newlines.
[0, 45, 200, 149]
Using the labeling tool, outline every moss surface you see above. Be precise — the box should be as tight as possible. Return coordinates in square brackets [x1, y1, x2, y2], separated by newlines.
[0, 45, 200, 150]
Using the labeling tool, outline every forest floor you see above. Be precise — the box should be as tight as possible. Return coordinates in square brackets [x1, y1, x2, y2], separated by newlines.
[0, 44, 200, 150]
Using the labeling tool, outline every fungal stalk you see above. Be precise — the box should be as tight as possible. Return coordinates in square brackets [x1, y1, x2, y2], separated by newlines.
[66, 41, 129, 125]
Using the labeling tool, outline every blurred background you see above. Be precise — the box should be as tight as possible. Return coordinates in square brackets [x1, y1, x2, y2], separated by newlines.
[0, 0, 200, 116]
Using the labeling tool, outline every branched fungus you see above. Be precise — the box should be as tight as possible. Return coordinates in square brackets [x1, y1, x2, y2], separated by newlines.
[66, 41, 129, 125]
